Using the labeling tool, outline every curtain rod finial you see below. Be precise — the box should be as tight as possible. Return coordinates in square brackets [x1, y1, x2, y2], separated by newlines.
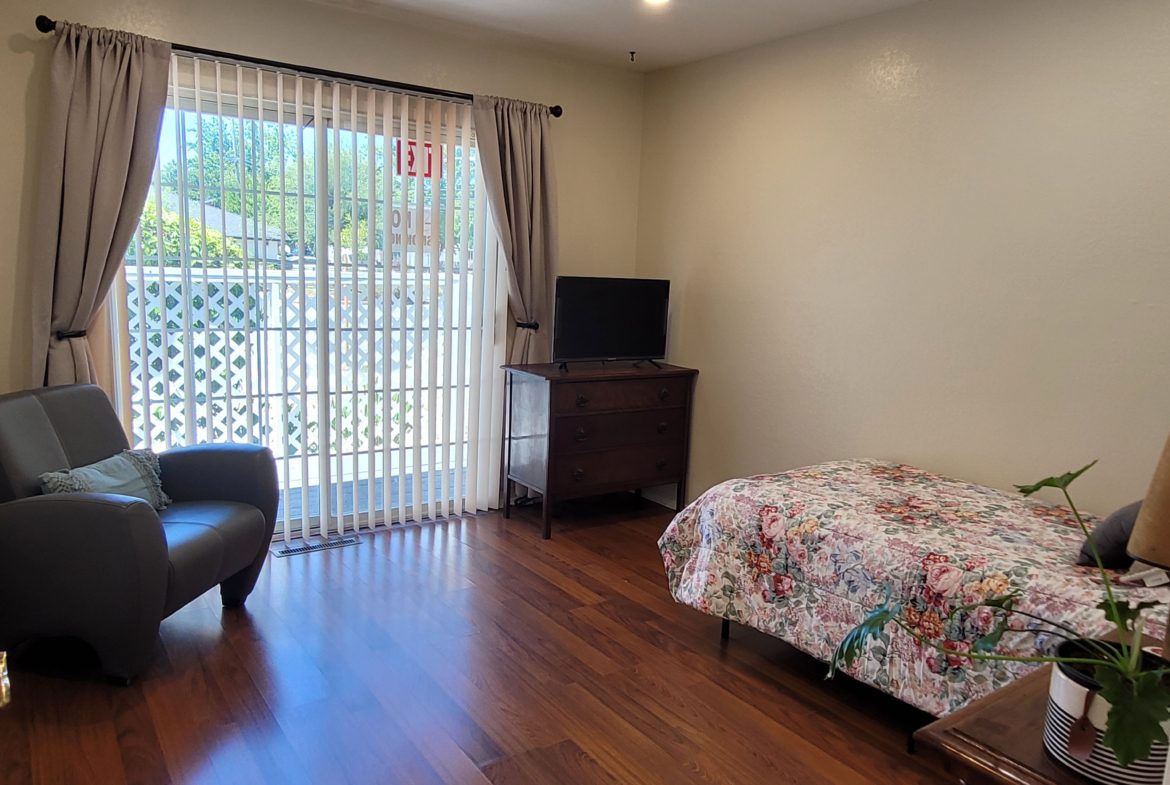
[550, 105, 563, 118]
[35, 15, 56, 33]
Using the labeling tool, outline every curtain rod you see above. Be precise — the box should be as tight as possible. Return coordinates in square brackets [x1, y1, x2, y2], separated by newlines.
[34, 15, 564, 118]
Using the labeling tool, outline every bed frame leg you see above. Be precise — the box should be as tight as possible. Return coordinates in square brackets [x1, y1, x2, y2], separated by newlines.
[720, 618, 730, 641]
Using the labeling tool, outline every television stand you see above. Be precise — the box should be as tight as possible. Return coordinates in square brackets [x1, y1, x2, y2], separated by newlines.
[503, 362, 698, 538]
[558, 359, 663, 373]
[558, 361, 606, 374]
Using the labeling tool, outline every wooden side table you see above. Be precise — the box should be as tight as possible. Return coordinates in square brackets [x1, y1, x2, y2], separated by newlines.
[914, 666, 1093, 785]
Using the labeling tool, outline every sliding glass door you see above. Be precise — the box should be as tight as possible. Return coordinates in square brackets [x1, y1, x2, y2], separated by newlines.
[115, 55, 506, 539]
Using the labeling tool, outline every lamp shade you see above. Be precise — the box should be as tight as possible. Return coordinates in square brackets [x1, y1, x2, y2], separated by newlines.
[1128, 432, 1170, 570]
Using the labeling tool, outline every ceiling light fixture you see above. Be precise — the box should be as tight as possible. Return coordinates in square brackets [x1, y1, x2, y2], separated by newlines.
[644, 0, 670, 6]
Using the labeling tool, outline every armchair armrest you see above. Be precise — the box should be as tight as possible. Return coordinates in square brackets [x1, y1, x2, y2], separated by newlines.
[160, 444, 279, 608]
[159, 444, 279, 525]
[0, 493, 168, 678]
[0, 492, 167, 581]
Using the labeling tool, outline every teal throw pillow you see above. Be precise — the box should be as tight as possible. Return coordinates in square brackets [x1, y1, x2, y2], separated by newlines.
[39, 449, 171, 510]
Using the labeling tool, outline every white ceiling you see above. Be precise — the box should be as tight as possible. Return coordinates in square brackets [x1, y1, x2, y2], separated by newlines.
[318, 0, 926, 71]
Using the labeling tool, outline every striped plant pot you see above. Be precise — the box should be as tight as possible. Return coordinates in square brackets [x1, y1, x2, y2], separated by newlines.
[1044, 648, 1170, 785]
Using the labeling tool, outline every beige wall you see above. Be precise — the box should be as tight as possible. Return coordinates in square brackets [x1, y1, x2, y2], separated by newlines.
[6, 0, 1168, 514]
[0, 0, 644, 391]
[638, 0, 1170, 513]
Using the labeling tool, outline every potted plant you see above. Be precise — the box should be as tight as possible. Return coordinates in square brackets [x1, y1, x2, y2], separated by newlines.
[830, 461, 1170, 783]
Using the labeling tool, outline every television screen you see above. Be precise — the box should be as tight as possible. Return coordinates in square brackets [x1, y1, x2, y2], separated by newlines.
[552, 276, 670, 362]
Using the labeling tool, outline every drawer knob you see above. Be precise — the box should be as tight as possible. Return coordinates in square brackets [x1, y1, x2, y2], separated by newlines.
[572, 468, 586, 481]
[655, 459, 667, 471]
[658, 387, 670, 401]
[656, 421, 668, 434]
[574, 426, 588, 442]
[575, 393, 589, 408]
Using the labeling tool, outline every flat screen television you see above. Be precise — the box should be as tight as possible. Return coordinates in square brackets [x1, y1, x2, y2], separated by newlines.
[552, 276, 670, 362]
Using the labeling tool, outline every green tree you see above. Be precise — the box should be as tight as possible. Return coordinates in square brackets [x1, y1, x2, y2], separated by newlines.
[157, 108, 477, 267]
[133, 198, 243, 268]
[161, 116, 314, 252]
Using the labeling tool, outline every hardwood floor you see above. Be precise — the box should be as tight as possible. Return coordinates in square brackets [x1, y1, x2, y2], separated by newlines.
[0, 496, 940, 785]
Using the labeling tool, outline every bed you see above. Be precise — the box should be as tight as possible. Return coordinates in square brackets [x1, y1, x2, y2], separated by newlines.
[658, 459, 1169, 716]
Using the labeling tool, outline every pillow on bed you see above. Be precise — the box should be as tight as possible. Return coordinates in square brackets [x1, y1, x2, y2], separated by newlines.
[1077, 500, 1142, 569]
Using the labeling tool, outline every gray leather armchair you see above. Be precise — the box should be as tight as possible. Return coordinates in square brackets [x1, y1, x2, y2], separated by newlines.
[0, 385, 277, 682]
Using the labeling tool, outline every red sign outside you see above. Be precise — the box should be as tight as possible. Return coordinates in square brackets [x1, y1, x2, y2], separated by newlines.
[396, 140, 443, 178]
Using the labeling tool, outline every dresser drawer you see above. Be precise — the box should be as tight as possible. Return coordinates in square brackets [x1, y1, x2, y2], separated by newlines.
[552, 446, 684, 494]
[552, 409, 686, 454]
[552, 377, 689, 414]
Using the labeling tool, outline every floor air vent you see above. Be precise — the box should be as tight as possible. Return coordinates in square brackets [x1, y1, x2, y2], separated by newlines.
[272, 536, 361, 558]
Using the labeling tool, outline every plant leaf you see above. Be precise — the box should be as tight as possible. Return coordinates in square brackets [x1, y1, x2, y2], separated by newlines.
[981, 592, 1020, 611]
[949, 592, 1020, 625]
[1097, 599, 1161, 635]
[951, 595, 1019, 654]
[1096, 667, 1170, 767]
[952, 592, 1020, 615]
[971, 619, 1009, 653]
[828, 591, 898, 678]
[1015, 461, 1098, 497]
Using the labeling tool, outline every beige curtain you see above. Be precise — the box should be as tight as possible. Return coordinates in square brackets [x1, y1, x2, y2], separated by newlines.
[472, 96, 558, 364]
[30, 22, 170, 388]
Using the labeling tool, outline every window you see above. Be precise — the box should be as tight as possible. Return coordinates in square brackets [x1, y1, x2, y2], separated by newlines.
[115, 55, 507, 540]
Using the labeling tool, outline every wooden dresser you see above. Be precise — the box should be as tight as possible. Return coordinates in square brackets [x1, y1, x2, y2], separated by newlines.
[503, 363, 698, 538]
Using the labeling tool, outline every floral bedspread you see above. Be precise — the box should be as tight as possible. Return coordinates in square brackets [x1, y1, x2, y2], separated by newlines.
[659, 459, 1168, 716]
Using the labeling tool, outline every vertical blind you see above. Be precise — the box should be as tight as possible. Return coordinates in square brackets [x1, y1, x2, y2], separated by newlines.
[115, 54, 508, 540]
